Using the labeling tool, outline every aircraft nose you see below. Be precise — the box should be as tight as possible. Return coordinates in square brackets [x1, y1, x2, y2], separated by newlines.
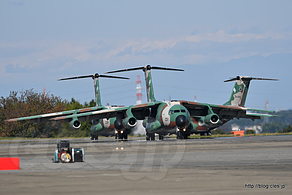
[176, 115, 187, 128]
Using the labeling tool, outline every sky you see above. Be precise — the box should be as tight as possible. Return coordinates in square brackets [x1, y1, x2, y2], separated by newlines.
[0, 0, 291, 111]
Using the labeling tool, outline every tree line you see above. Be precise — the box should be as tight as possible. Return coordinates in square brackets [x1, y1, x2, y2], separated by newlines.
[0, 89, 95, 138]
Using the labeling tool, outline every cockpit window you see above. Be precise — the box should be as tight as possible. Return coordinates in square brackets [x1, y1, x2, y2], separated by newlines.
[169, 109, 187, 114]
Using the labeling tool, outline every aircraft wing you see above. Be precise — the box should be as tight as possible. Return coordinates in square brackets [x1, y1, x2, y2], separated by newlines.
[178, 100, 277, 120]
[5, 106, 106, 124]
[49, 101, 164, 122]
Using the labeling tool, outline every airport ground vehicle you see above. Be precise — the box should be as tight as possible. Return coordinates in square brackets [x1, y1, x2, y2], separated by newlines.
[53, 140, 84, 163]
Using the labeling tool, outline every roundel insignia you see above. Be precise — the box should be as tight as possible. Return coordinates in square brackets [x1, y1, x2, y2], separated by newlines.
[239, 86, 243, 92]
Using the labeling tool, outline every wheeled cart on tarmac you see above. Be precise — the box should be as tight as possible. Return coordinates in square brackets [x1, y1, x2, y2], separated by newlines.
[53, 140, 84, 163]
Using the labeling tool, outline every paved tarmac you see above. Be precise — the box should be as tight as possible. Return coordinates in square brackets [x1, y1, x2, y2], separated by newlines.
[1, 135, 292, 194]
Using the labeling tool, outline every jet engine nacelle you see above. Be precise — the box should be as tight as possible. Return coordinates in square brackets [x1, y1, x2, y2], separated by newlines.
[114, 119, 124, 130]
[204, 114, 220, 125]
[69, 118, 81, 130]
[122, 116, 137, 129]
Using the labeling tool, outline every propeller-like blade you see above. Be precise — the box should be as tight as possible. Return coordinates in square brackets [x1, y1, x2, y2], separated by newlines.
[58, 73, 129, 81]
[224, 76, 278, 82]
[105, 65, 184, 73]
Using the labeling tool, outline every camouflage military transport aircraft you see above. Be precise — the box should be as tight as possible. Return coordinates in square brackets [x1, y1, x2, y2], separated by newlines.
[105, 65, 191, 140]
[176, 76, 278, 137]
[6, 73, 136, 140]
[105, 65, 278, 140]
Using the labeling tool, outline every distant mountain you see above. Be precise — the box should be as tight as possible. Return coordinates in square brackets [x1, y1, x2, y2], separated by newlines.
[219, 109, 292, 133]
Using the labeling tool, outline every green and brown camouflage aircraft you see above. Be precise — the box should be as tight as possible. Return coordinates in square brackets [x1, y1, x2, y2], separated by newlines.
[6, 73, 136, 140]
[105, 65, 278, 140]
[105, 65, 190, 140]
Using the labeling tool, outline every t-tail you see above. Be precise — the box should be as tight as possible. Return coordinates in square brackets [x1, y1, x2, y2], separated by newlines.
[223, 76, 278, 107]
[58, 73, 129, 107]
[105, 65, 184, 103]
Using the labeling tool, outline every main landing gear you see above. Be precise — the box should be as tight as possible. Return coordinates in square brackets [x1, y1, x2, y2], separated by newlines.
[146, 133, 164, 141]
[146, 133, 155, 141]
[90, 134, 99, 140]
[200, 131, 212, 136]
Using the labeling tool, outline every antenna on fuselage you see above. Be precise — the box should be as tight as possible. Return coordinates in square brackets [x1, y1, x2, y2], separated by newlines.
[58, 73, 129, 107]
[105, 65, 184, 103]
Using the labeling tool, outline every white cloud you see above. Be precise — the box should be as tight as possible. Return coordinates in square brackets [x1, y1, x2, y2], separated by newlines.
[0, 30, 291, 78]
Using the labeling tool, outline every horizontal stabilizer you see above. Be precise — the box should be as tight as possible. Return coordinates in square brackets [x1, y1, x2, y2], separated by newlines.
[224, 76, 278, 82]
[105, 65, 184, 74]
[58, 73, 129, 81]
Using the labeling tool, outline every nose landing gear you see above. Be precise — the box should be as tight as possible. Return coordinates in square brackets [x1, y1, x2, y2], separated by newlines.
[115, 130, 128, 140]
[177, 129, 189, 139]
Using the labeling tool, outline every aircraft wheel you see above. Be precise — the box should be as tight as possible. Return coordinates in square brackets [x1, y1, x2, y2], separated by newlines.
[200, 133, 208, 136]
[159, 135, 164, 140]
[152, 133, 155, 141]
[91, 134, 98, 140]
[146, 133, 150, 141]
[118, 133, 123, 140]
[123, 133, 128, 140]
[177, 131, 184, 139]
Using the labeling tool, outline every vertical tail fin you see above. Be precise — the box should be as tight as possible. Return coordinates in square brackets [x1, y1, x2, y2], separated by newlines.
[105, 65, 184, 103]
[94, 76, 102, 107]
[143, 67, 156, 102]
[142, 65, 184, 102]
[58, 73, 129, 107]
[223, 76, 278, 107]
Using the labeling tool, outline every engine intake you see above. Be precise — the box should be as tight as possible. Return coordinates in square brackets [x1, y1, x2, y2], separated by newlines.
[122, 116, 137, 129]
[69, 118, 81, 130]
[204, 114, 220, 125]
